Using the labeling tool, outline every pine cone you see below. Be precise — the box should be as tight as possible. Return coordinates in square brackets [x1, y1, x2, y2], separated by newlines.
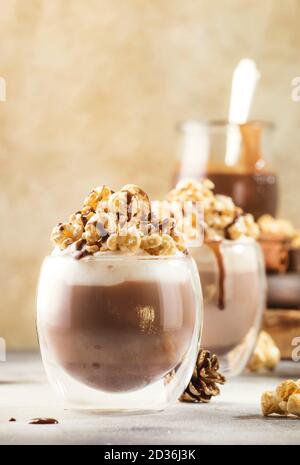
[179, 349, 226, 403]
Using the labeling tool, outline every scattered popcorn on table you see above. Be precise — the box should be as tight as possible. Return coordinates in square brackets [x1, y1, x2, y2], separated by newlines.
[261, 379, 300, 418]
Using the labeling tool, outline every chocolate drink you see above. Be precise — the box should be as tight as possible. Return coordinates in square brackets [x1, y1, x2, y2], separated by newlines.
[206, 171, 278, 219]
[199, 269, 260, 354]
[42, 279, 196, 393]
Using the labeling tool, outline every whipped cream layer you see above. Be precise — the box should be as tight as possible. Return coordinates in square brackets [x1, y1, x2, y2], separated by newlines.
[41, 253, 192, 288]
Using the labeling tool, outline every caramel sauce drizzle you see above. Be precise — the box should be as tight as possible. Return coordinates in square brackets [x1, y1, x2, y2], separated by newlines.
[206, 241, 225, 310]
[239, 122, 263, 171]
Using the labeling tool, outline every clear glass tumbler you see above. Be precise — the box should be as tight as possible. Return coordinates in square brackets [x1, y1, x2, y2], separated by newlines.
[191, 240, 266, 377]
[37, 254, 202, 412]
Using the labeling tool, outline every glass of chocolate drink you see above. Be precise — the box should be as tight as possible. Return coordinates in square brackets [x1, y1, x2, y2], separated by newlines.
[173, 120, 278, 219]
[37, 183, 202, 412]
[168, 179, 266, 377]
[191, 240, 265, 377]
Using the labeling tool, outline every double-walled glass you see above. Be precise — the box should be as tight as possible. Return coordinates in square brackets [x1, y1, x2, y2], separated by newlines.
[191, 240, 266, 377]
[37, 254, 202, 412]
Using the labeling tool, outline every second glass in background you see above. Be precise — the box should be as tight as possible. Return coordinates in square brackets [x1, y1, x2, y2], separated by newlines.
[191, 239, 266, 377]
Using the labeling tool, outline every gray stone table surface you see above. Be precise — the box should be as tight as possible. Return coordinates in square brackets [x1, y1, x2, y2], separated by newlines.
[0, 352, 299, 445]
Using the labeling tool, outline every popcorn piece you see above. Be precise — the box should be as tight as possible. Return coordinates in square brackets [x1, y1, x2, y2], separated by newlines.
[83, 212, 117, 245]
[84, 185, 112, 210]
[109, 184, 151, 220]
[141, 233, 162, 251]
[121, 184, 151, 210]
[51, 222, 82, 249]
[83, 223, 100, 245]
[159, 234, 177, 256]
[258, 215, 300, 271]
[227, 214, 260, 240]
[89, 212, 117, 235]
[278, 400, 288, 414]
[69, 206, 96, 227]
[214, 194, 235, 211]
[291, 231, 300, 249]
[261, 391, 286, 416]
[108, 191, 131, 218]
[276, 380, 300, 402]
[168, 178, 214, 202]
[141, 233, 177, 256]
[247, 331, 281, 372]
[248, 352, 266, 372]
[117, 229, 142, 253]
[106, 233, 118, 251]
[265, 345, 281, 370]
[287, 393, 300, 417]
[204, 226, 224, 242]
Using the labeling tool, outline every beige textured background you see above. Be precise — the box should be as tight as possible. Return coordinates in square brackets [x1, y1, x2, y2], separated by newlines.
[1, 0, 300, 348]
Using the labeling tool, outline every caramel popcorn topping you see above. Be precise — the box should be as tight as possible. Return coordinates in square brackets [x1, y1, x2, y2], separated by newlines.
[51, 184, 187, 259]
[258, 214, 295, 239]
[168, 178, 259, 242]
[291, 232, 300, 249]
[258, 214, 300, 249]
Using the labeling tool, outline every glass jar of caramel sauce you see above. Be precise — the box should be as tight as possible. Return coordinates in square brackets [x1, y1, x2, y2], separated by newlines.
[173, 120, 278, 219]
